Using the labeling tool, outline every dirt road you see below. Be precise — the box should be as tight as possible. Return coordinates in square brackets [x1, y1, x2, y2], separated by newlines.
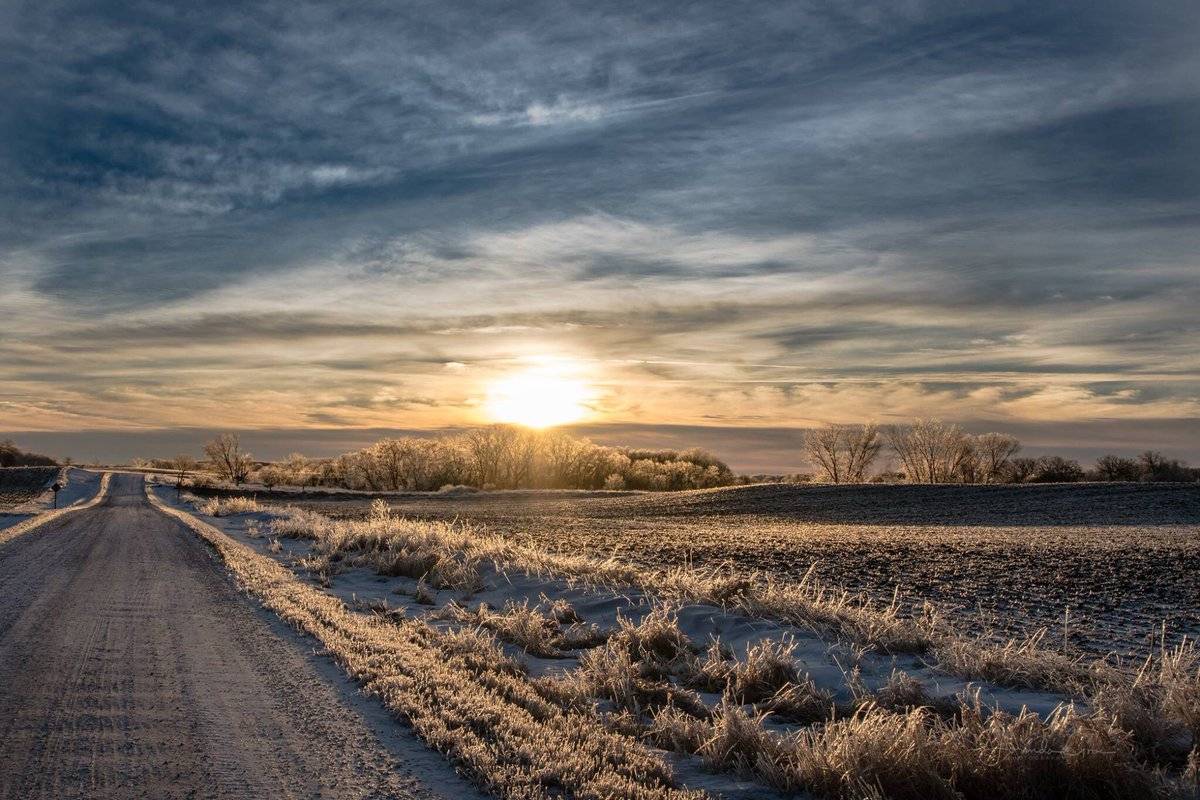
[0, 473, 441, 800]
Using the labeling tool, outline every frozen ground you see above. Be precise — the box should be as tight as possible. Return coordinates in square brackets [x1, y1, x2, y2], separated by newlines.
[155, 483, 1083, 800]
[283, 482, 1200, 658]
[0, 474, 456, 800]
[0, 468, 103, 532]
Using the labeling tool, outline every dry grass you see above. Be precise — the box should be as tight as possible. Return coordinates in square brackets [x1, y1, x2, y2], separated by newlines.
[563, 643, 713, 721]
[649, 697, 1188, 799]
[184, 493, 1200, 794]
[667, 569, 937, 655]
[538, 599, 1195, 798]
[435, 599, 607, 658]
[254, 498, 1122, 703]
[249, 500, 1200, 732]
[607, 605, 700, 676]
[360, 481, 1197, 660]
[938, 631, 1200, 763]
[256, 500, 936, 655]
[546, 605, 839, 733]
[682, 636, 836, 724]
[152, 489, 704, 800]
[543, 594, 584, 624]
[688, 638, 796, 698]
[195, 495, 262, 516]
[1090, 638, 1200, 763]
[932, 626, 1096, 694]
[542, 606, 712, 720]
[865, 670, 959, 718]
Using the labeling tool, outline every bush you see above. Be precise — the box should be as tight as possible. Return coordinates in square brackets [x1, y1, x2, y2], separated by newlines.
[1093, 455, 1142, 482]
[1026, 456, 1085, 483]
[1137, 451, 1196, 483]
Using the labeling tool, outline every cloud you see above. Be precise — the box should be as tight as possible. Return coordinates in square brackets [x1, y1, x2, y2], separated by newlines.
[1, 0, 1198, 463]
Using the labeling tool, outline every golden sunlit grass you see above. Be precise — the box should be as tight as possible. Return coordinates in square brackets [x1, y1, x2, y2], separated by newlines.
[484, 361, 593, 428]
[151, 490, 702, 800]
[170, 492, 1200, 798]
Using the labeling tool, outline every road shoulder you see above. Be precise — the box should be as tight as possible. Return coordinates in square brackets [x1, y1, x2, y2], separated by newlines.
[0, 471, 111, 547]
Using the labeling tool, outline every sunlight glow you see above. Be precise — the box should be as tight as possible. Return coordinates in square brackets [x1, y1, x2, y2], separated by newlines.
[485, 366, 592, 428]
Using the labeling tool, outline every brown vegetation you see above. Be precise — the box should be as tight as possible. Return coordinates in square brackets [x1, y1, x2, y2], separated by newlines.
[168, 483, 1200, 799]
[150, 489, 704, 799]
[0, 440, 57, 467]
[203, 433, 254, 485]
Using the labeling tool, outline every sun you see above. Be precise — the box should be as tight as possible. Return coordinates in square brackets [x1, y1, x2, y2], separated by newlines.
[485, 368, 591, 428]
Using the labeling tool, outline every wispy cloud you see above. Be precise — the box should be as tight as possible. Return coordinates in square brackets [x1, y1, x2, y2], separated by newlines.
[1, 0, 1198, 461]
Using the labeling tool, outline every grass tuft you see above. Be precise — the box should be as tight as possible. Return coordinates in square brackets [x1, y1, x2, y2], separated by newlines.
[196, 495, 262, 516]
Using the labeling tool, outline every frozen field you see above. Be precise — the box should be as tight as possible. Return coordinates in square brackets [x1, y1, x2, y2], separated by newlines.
[0, 467, 59, 509]
[162, 479, 1200, 797]
[288, 482, 1200, 657]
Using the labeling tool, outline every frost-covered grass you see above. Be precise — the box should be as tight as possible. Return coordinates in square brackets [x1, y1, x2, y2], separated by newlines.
[435, 599, 608, 658]
[153, 491, 703, 800]
[258, 500, 936, 655]
[340, 481, 1199, 659]
[194, 495, 262, 516]
[172, 491, 1200, 799]
[649, 697, 1181, 800]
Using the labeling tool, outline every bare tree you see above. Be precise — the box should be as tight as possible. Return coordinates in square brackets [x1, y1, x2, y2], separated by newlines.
[1029, 455, 1084, 483]
[459, 425, 541, 489]
[974, 433, 1021, 483]
[1137, 450, 1192, 482]
[370, 439, 409, 490]
[171, 454, 198, 497]
[951, 437, 981, 484]
[804, 423, 882, 483]
[203, 434, 253, 485]
[805, 426, 844, 483]
[502, 427, 541, 489]
[1094, 454, 1140, 481]
[540, 431, 588, 488]
[460, 426, 509, 488]
[885, 419, 971, 483]
[1007, 457, 1038, 483]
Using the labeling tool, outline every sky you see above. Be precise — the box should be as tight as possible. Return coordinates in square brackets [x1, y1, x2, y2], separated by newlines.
[2, 0, 1198, 469]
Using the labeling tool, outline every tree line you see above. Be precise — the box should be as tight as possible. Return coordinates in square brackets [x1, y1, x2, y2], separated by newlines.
[176, 428, 736, 491]
[0, 440, 57, 467]
[144, 423, 1196, 491]
[803, 420, 1198, 484]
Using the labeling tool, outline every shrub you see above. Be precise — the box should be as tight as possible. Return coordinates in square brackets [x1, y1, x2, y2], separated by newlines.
[1094, 455, 1143, 482]
[1027, 455, 1085, 483]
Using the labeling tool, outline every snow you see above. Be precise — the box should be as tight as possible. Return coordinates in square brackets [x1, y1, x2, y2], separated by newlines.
[0, 468, 104, 532]
[154, 484, 1079, 797]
